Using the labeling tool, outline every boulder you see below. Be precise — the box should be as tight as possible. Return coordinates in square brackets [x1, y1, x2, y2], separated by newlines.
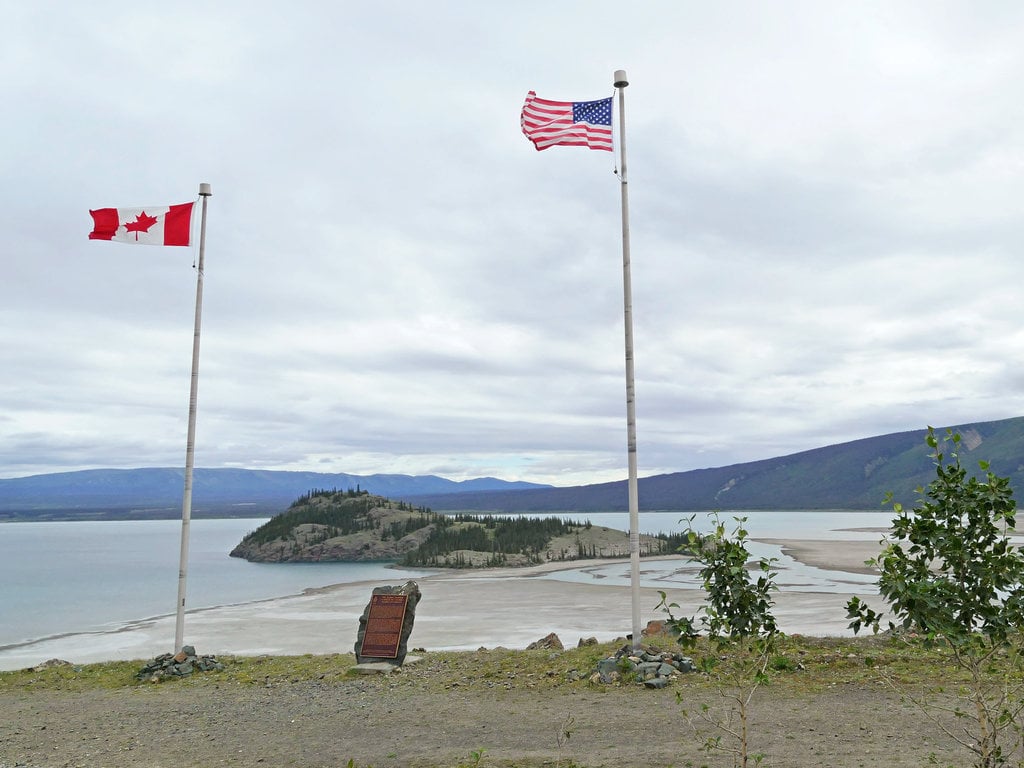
[526, 632, 564, 650]
[643, 620, 668, 636]
[30, 659, 72, 672]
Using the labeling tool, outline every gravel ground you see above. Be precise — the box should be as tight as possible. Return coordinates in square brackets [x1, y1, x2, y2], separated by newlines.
[1, 653, 974, 768]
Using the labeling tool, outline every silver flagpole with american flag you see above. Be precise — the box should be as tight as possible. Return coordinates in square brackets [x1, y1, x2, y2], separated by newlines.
[613, 70, 643, 651]
[520, 74, 641, 647]
[520, 75, 638, 647]
[174, 182, 212, 654]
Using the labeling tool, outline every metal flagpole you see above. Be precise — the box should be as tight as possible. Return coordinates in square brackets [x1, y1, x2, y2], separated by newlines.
[613, 71, 642, 651]
[174, 182, 212, 654]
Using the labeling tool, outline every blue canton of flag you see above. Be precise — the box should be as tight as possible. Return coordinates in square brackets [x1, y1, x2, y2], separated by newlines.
[572, 98, 612, 128]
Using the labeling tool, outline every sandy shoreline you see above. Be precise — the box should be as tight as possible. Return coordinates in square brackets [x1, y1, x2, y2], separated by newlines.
[758, 538, 884, 575]
[0, 539, 884, 671]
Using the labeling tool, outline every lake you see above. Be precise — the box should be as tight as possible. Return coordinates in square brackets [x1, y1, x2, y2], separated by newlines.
[0, 510, 892, 651]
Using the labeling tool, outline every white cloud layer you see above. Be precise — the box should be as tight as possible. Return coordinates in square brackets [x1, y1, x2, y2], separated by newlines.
[4, 1, 1024, 485]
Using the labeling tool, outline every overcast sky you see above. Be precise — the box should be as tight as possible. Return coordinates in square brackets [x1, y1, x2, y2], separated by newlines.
[4, 1, 1024, 486]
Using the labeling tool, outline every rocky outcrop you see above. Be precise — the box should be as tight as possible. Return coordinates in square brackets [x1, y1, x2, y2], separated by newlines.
[230, 522, 432, 563]
[229, 495, 437, 563]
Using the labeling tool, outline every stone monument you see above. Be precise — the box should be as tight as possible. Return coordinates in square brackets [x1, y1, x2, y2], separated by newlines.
[354, 580, 421, 665]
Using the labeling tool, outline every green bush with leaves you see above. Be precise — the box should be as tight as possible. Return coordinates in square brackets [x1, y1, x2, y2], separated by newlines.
[847, 428, 1024, 768]
[658, 514, 779, 768]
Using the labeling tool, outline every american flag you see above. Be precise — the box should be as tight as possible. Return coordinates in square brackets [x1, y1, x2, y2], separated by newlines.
[521, 91, 613, 152]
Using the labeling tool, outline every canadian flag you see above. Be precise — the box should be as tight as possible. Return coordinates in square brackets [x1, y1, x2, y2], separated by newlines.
[89, 202, 195, 246]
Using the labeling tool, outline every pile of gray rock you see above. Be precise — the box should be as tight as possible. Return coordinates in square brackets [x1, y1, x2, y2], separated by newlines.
[522, 630, 695, 689]
[136, 645, 224, 682]
[591, 643, 697, 688]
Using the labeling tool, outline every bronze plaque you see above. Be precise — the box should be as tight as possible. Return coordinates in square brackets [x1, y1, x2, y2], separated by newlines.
[360, 593, 409, 659]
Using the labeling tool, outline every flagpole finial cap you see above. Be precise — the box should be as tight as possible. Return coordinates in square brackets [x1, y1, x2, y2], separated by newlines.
[199, 183, 212, 197]
[614, 70, 628, 88]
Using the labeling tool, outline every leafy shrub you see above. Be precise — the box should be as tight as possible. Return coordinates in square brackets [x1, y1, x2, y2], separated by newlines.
[847, 428, 1024, 768]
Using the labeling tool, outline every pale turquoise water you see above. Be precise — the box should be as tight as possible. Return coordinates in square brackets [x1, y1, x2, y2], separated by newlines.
[0, 511, 891, 648]
[0, 518, 427, 648]
[488, 510, 892, 593]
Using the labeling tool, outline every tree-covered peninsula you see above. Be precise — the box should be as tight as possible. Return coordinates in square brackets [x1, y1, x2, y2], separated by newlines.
[229, 489, 685, 567]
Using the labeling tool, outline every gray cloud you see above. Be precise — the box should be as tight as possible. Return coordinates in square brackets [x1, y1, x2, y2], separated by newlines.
[4, 1, 1024, 485]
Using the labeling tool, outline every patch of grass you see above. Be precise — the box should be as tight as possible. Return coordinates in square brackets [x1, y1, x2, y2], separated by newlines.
[0, 653, 359, 692]
[1, 635, 1012, 697]
[219, 652, 356, 685]
[0, 659, 142, 691]
[769, 654, 797, 672]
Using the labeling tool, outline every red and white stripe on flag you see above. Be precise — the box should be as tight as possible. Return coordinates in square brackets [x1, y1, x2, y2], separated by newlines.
[521, 91, 614, 152]
[89, 202, 195, 246]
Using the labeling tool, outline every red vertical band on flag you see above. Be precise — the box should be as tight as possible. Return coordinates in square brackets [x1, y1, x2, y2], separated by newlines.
[88, 208, 120, 240]
[163, 202, 194, 246]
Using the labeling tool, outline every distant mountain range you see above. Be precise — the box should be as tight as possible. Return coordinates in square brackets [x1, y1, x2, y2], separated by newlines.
[0, 469, 549, 521]
[404, 415, 1024, 513]
[3, 415, 1024, 521]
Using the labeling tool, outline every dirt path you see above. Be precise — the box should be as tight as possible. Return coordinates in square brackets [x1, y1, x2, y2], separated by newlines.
[1, 665, 970, 768]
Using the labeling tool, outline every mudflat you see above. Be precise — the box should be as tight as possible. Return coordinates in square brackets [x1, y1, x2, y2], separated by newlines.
[0, 537, 886, 671]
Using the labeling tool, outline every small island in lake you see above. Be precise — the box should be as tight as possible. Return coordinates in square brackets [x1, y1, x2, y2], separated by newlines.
[229, 489, 686, 567]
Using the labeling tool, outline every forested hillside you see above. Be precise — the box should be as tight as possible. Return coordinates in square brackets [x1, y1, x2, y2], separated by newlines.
[229, 490, 685, 566]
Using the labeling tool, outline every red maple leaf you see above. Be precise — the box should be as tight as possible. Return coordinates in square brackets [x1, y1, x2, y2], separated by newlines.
[123, 211, 158, 241]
